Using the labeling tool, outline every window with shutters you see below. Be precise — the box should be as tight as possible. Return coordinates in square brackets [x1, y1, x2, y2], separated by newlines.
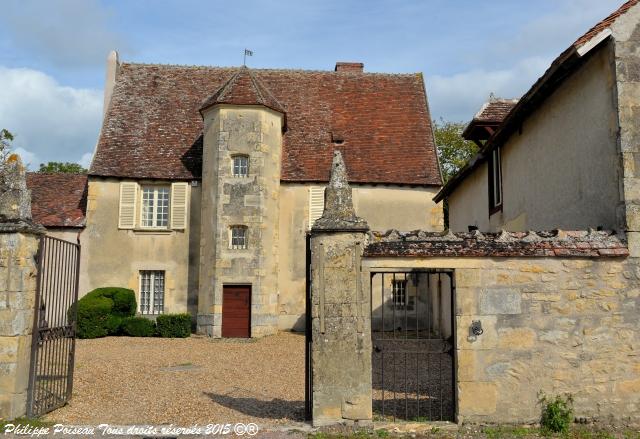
[232, 155, 249, 177]
[139, 270, 164, 315]
[230, 225, 247, 249]
[141, 186, 170, 228]
[308, 186, 325, 229]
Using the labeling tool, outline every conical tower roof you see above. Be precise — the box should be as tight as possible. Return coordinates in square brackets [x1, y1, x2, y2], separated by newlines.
[199, 66, 286, 117]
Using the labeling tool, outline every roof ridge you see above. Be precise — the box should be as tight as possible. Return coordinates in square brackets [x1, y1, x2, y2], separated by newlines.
[573, 0, 640, 47]
[119, 62, 421, 77]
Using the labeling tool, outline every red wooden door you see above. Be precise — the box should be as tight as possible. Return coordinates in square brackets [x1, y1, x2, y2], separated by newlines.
[222, 285, 251, 338]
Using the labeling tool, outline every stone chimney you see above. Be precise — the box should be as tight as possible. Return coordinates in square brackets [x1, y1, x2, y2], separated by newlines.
[335, 62, 364, 73]
[103, 50, 120, 118]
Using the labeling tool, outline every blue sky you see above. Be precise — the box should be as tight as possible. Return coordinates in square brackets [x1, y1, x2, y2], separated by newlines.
[0, 0, 624, 169]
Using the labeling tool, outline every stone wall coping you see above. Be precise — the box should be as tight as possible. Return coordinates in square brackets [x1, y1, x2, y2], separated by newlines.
[364, 229, 629, 258]
[0, 220, 46, 235]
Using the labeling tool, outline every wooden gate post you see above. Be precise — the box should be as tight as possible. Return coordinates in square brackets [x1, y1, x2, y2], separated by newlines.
[0, 155, 45, 419]
[309, 151, 372, 426]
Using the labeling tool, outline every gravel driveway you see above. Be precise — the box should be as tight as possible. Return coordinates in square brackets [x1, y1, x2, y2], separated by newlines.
[44, 332, 305, 426]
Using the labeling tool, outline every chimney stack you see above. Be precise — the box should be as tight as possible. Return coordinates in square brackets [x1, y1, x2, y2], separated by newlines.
[335, 62, 364, 73]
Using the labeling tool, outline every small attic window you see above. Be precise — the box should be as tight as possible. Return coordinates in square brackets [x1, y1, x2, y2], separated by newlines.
[331, 132, 345, 144]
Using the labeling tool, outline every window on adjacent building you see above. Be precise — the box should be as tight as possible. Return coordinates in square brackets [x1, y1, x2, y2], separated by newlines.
[141, 186, 170, 228]
[232, 155, 249, 177]
[230, 225, 248, 249]
[392, 280, 407, 308]
[488, 146, 503, 214]
[140, 270, 165, 315]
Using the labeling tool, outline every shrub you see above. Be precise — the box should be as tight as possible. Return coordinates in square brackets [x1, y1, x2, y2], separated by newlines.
[121, 317, 156, 337]
[156, 313, 192, 338]
[75, 287, 136, 339]
[539, 392, 573, 434]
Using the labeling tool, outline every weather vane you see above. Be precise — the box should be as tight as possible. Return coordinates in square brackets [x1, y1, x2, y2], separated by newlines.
[243, 49, 253, 66]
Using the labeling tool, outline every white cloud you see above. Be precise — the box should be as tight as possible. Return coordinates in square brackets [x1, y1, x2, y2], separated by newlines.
[0, 66, 102, 169]
[1, 0, 123, 68]
[427, 56, 552, 123]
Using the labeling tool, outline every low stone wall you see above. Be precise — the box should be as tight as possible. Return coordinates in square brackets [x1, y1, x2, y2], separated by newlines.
[362, 230, 640, 425]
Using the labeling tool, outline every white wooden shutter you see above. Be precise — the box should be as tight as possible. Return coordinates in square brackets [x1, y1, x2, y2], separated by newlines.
[170, 182, 189, 230]
[308, 186, 325, 229]
[118, 182, 138, 229]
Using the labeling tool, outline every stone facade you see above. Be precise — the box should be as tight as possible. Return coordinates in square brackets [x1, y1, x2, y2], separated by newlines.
[197, 105, 284, 337]
[362, 236, 640, 425]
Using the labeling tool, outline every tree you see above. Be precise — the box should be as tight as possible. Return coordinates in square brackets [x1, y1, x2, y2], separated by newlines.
[0, 129, 15, 175]
[433, 119, 479, 184]
[38, 162, 87, 174]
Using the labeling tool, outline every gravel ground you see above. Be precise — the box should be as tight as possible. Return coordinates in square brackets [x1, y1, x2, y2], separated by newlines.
[43, 332, 306, 427]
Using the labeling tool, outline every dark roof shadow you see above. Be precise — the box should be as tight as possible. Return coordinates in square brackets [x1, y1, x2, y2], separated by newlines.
[203, 392, 304, 421]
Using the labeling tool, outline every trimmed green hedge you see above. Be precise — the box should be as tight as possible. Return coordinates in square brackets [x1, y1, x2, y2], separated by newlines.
[121, 317, 156, 337]
[76, 287, 136, 339]
[156, 313, 192, 338]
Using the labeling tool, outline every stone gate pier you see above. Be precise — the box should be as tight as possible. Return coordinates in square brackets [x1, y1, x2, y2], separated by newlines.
[0, 156, 44, 419]
[309, 151, 372, 426]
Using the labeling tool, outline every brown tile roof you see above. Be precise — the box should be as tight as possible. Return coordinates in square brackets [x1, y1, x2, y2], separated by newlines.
[91, 63, 441, 186]
[435, 0, 639, 202]
[472, 99, 518, 123]
[574, 0, 639, 47]
[365, 230, 629, 258]
[26, 173, 87, 228]
[199, 67, 286, 116]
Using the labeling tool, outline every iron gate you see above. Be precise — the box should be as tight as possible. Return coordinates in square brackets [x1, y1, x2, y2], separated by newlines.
[27, 235, 81, 417]
[370, 270, 456, 422]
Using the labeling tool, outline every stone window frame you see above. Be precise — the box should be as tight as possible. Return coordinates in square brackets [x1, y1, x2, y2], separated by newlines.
[140, 185, 171, 229]
[488, 146, 503, 215]
[230, 225, 248, 249]
[139, 270, 165, 315]
[391, 279, 407, 308]
[231, 154, 250, 178]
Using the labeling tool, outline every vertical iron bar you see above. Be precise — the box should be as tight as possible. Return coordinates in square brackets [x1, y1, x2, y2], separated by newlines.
[416, 349, 420, 419]
[393, 351, 396, 422]
[450, 272, 457, 423]
[44, 239, 56, 412]
[381, 274, 384, 340]
[27, 236, 45, 417]
[439, 351, 443, 421]
[427, 274, 431, 338]
[428, 353, 432, 421]
[381, 350, 385, 419]
[404, 352, 408, 420]
[68, 242, 80, 400]
[392, 273, 395, 339]
[404, 273, 408, 340]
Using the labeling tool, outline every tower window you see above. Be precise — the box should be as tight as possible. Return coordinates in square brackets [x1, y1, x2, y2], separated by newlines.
[232, 155, 249, 177]
[230, 226, 248, 249]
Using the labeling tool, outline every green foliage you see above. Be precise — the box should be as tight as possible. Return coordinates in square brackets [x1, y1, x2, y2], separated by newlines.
[483, 426, 534, 438]
[75, 287, 136, 339]
[433, 118, 479, 183]
[539, 392, 574, 434]
[38, 161, 87, 173]
[121, 316, 156, 337]
[155, 313, 192, 338]
[0, 129, 15, 172]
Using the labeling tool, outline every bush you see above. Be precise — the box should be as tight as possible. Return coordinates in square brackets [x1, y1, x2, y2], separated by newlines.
[156, 313, 192, 338]
[121, 317, 156, 337]
[539, 392, 573, 434]
[75, 287, 136, 339]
